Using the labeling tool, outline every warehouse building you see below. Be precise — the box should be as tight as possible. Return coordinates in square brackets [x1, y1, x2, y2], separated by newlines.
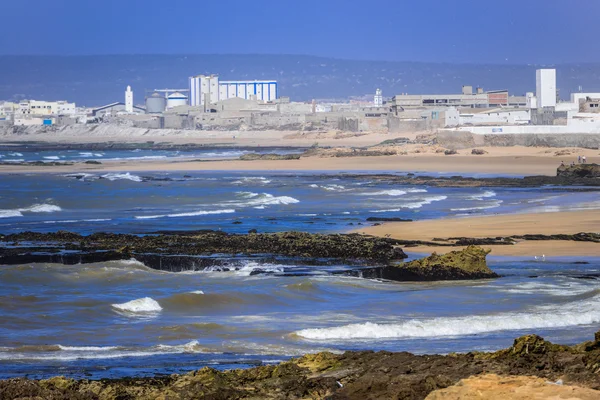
[189, 75, 278, 107]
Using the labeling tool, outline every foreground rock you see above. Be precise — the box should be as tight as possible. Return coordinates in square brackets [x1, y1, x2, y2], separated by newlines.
[355, 245, 498, 281]
[0, 231, 406, 270]
[4, 333, 600, 399]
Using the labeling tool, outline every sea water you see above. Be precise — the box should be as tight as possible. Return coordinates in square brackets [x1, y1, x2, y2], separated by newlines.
[0, 170, 599, 379]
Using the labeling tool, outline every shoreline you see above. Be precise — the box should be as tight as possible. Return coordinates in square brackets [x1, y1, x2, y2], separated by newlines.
[358, 210, 600, 257]
[1, 151, 597, 176]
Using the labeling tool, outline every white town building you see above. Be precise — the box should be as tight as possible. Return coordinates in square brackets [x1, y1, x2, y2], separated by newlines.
[536, 69, 557, 108]
[17, 100, 76, 116]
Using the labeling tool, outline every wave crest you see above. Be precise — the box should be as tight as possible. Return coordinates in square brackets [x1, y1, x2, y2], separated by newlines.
[111, 297, 162, 314]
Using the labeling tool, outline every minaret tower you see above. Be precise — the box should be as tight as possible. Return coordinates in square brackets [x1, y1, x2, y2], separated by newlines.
[125, 85, 133, 113]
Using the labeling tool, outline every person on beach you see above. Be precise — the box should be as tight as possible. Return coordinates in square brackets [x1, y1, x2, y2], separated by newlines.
[578, 155, 582, 163]
[582, 155, 587, 164]
[560, 161, 565, 167]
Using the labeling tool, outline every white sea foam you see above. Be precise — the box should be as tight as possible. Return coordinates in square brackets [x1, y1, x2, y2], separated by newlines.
[468, 191, 497, 201]
[63, 173, 97, 181]
[451, 200, 503, 212]
[230, 192, 299, 207]
[79, 152, 94, 157]
[370, 195, 448, 212]
[232, 176, 271, 185]
[324, 184, 346, 191]
[135, 209, 235, 220]
[57, 345, 119, 351]
[200, 261, 286, 276]
[0, 210, 23, 218]
[111, 297, 162, 314]
[189, 290, 205, 295]
[101, 172, 143, 182]
[0, 203, 62, 218]
[358, 190, 407, 196]
[497, 281, 596, 296]
[0, 340, 211, 361]
[235, 262, 285, 276]
[156, 340, 205, 353]
[8, 152, 23, 157]
[43, 156, 60, 160]
[27, 204, 62, 213]
[296, 294, 600, 340]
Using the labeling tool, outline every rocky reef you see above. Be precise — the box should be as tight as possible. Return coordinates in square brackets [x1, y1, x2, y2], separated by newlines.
[312, 171, 600, 188]
[238, 153, 302, 161]
[0, 231, 406, 270]
[557, 163, 600, 179]
[3, 333, 600, 399]
[355, 245, 498, 281]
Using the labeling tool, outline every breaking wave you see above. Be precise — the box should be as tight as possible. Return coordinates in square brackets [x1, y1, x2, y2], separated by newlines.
[310, 184, 347, 192]
[232, 176, 271, 185]
[111, 297, 162, 315]
[230, 192, 299, 207]
[0, 340, 210, 361]
[0, 203, 62, 218]
[468, 190, 497, 201]
[101, 172, 143, 182]
[451, 200, 503, 212]
[135, 209, 235, 220]
[371, 195, 448, 212]
[358, 189, 407, 196]
[296, 294, 600, 340]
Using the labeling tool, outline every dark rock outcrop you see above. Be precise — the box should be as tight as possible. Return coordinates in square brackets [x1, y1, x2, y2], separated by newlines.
[557, 163, 600, 179]
[4, 332, 600, 399]
[356, 245, 497, 281]
[239, 153, 302, 161]
[366, 217, 413, 222]
[0, 231, 407, 270]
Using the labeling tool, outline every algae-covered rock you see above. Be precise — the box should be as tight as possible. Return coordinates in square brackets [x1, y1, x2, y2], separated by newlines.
[358, 245, 497, 281]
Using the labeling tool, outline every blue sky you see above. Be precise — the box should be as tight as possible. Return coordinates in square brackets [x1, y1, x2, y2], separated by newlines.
[1, 0, 597, 63]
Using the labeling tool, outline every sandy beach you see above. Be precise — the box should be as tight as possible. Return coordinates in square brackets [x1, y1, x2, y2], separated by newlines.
[358, 210, 600, 257]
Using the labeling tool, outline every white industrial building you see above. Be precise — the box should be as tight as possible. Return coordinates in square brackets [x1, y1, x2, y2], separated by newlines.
[166, 92, 188, 109]
[189, 74, 278, 107]
[535, 69, 557, 108]
[218, 80, 277, 102]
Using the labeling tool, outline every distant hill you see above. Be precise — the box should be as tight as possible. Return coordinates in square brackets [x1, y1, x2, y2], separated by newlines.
[1, 55, 599, 106]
